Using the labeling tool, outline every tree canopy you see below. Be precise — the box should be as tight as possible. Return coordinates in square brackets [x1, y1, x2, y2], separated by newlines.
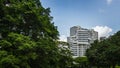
[86, 31, 120, 68]
[0, 0, 73, 68]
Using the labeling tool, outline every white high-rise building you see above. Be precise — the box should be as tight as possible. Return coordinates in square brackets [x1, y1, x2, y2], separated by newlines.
[67, 26, 98, 57]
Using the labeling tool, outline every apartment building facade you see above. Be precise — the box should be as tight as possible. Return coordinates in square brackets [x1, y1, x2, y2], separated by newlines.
[67, 26, 98, 57]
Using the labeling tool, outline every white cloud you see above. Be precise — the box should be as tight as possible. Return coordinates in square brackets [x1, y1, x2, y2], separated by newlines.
[92, 26, 112, 38]
[59, 35, 67, 42]
[107, 0, 113, 5]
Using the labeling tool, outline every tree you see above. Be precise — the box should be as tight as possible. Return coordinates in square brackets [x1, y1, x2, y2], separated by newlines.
[57, 41, 73, 68]
[73, 57, 89, 68]
[86, 31, 120, 68]
[0, 0, 73, 68]
[0, 33, 37, 68]
[0, 0, 59, 40]
[106, 31, 120, 68]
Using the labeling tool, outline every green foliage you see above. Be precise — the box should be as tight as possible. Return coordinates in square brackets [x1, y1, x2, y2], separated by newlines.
[0, 33, 37, 68]
[58, 47, 73, 68]
[0, 0, 59, 40]
[116, 66, 120, 68]
[72, 57, 89, 68]
[0, 55, 20, 68]
[74, 57, 87, 63]
[86, 31, 120, 68]
[0, 0, 73, 68]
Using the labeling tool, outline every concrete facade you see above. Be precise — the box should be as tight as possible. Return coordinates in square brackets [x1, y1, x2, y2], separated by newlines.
[67, 26, 98, 57]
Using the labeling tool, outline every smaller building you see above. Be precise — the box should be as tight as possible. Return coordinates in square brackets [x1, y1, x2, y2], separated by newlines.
[100, 37, 106, 41]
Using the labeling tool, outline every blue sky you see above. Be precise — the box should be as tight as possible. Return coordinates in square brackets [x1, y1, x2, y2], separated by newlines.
[41, 0, 120, 41]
